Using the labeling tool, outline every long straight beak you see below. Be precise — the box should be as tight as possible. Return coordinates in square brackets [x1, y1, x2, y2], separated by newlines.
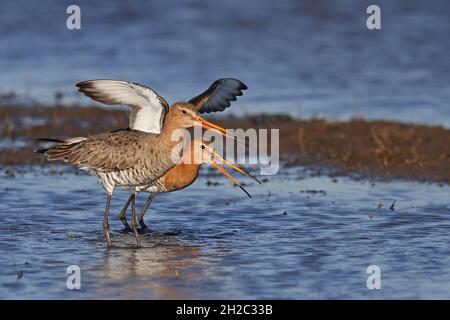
[211, 151, 261, 184]
[211, 160, 252, 198]
[195, 115, 248, 147]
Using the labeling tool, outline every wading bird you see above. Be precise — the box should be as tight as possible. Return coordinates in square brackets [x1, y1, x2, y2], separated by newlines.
[37, 79, 247, 247]
[118, 138, 261, 231]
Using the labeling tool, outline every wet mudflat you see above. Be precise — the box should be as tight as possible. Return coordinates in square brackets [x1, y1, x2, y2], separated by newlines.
[1, 166, 449, 299]
[2, 105, 450, 183]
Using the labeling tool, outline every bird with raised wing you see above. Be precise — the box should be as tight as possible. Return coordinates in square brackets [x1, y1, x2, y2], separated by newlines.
[37, 78, 247, 247]
[109, 78, 250, 230]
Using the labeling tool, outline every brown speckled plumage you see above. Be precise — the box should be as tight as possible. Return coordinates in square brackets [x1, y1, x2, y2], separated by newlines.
[37, 78, 247, 247]
[40, 103, 198, 195]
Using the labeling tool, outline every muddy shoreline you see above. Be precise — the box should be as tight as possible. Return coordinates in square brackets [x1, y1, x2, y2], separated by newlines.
[1, 104, 450, 184]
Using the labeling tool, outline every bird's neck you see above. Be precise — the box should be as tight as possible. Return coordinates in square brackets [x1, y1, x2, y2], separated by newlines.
[158, 113, 189, 161]
[160, 110, 186, 142]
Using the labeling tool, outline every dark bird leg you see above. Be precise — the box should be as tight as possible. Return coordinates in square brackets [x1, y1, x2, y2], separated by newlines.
[138, 193, 157, 230]
[103, 194, 112, 247]
[130, 193, 140, 247]
[118, 194, 133, 231]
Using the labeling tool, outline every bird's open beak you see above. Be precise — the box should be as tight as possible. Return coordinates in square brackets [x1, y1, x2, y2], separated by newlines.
[210, 159, 252, 198]
[195, 115, 247, 146]
[210, 150, 261, 184]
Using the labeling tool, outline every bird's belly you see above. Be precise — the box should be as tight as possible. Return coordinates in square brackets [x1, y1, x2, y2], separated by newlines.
[140, 185, 161, 193]
[93, 158, 175, 192]
[115, 167, 161, 186]
[135, 178, 167, 193]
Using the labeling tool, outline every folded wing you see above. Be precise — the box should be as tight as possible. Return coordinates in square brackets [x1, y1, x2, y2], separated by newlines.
[76, 80, 169, 134]
[40, 130, 147, 172]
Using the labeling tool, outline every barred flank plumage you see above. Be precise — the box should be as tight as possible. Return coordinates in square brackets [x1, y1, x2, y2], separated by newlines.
[35, 78, 247, 247]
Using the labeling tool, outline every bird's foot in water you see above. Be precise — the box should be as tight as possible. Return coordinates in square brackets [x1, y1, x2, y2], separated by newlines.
[119, 218, 132, 233]
[138, 220, 150, 233]
[119, 225, 132, 233]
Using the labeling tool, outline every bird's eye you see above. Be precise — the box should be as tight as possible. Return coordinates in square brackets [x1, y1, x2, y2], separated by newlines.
[201, 145, 205, 149]
[182, 110, 187, 114]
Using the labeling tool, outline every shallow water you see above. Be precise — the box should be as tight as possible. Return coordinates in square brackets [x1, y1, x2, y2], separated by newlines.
[1, 166, 449, 299]
[1, 0, 450, 126]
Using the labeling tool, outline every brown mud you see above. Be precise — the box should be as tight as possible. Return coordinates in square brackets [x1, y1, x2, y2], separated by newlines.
[1, 105, 450, 183]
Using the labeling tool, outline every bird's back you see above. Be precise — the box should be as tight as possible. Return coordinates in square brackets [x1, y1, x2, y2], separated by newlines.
[40, 129, 178, 186]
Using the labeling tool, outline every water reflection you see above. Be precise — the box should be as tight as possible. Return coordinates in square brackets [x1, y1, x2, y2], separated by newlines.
[92, 234, 203, 299]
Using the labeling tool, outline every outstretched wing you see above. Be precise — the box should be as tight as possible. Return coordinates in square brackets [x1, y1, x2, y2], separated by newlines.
[188, 78, 247, 114]
[76, 80, 169, 134]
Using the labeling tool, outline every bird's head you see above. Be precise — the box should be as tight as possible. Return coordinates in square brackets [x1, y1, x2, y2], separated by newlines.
[169, 102, 237, 142]
[186, 138, 261, 198]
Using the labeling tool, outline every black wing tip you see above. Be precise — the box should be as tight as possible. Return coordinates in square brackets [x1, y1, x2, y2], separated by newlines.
[37, 138, 64, 143]
[239, 82, 248, 91]
[218, 78, 248, 91]
[35, 138, 61, 153]
[76, 81, 95, 92]
[35, 138, 56, 152]
[34, 148, 48, 154]
[76, 79, 127, 89]
[76, 80, 92, 88]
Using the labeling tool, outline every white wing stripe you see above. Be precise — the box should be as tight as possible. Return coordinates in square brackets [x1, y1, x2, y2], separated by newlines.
[77, 80, 169, 134]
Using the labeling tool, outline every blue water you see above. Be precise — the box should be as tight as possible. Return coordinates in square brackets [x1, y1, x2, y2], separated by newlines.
[2, 1, 450, 299]
[1, 166, 450, 299]
[1, 0, 450, 125]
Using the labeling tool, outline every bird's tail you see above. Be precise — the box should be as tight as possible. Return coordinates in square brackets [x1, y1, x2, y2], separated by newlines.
[35, 137, 87, 162]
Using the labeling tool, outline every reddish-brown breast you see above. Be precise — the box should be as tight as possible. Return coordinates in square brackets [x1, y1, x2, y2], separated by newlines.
[162, 162, 201, 191]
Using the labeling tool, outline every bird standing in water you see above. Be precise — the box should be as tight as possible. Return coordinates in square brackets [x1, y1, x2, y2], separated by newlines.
[118, 138, 261, 231]
[97, 78, 251, 231]
[37, 79, 244, 247]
